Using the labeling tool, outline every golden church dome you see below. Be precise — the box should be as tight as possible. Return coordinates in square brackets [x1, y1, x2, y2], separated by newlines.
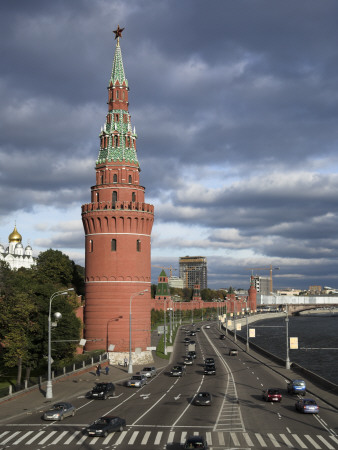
[8, 225, 22, 244]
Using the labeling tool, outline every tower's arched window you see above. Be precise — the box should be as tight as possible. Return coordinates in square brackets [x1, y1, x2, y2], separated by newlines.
[129, 175, 132, 184]
[101, 174, 104, 184]
[112, 191, 117, 206]
[137, 239, 141, 252]
[89, 240, 93, 252]
[114, 135, 118, 147]
[132, 192, 136, 202]
[111, 239, 116, 251]
[116, 90, 119, 99]
[113, 174, 117, 183]
[96, 192, 99, 202]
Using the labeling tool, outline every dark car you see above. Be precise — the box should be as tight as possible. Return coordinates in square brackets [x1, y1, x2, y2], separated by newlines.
[86, 416, 126, 437]
[184, 435, 209, 449]
[194, 392, 212, 406]
[196, 327, 201, 332]
[229, 349, 238, 356]
[204, 357, 215, 365]
[287, 379, 306, 395]
[170, 365, 186, 377]
[204, 364, 216, 375]
[219, 334, 225, 340]
[88, 382, 115, 400]
[262, 388, 282, 402]
[188, 350, 197, 359]
[43, 402, 76, 421]
[295, 398, 319, 414]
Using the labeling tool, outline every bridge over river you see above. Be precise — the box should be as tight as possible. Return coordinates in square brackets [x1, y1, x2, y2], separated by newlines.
[257, 294, 338, 315]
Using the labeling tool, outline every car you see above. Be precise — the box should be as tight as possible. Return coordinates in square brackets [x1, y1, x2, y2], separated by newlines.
[262, 388, 282, 402]
[295, 398, 319, 414]
[86, 416, 126, 437]
[190, 331, 196, 336]
[204, 364, 216, 375]
[229, 349, 238, 356]
[188, 350, 197, 359]
[184, 337, 191, 344]
[205, 325, 210, 329]
[287, 379, 306, 395]
[196, 327, 201, 332]
[140, 366, 156, 378]
[184, 435, 209, 449]
[88, 382, 115, 400]
[126, 374, 147, 387]
[43, 402, 76, 421]
[220, 334, 225, 340]
[204, 357, 215, 365]
[194, 391, 212, 406]
[183, 356, 194, 365]
[170, 365, 186, 377]
[189, 340, 196, 345]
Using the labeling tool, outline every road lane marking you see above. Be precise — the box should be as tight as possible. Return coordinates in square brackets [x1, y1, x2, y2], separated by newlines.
[64, 430, 81, 444]
[128, 431, 139, 444]
[0, 431, 20, 444]
[292, 434, 308, 448]
[38, 430, 57, 444]
[255, 433, 267, 447]
[141, 430, 151, 444]
[50, 431, 68, 445]
[154, 431, 163, 445]
[114, 430, 127, 445]
[102, 432, 115, 444]
[304, 434, 322, 449]
[280, 433, 293, 448]
[168, 431, 175, 443]
[230, 432, 240, 446]
[25, 430, 45, 444]
[243, 432, 254, 446]
[317, 435, 335, 449]
[268, 432, 281, 447]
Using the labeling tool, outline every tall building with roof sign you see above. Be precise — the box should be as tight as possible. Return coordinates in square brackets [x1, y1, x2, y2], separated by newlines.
[81, 27, 154, 358]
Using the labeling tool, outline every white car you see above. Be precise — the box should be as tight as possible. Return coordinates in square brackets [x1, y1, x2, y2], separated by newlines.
[126, 374, 147, 387]
[205, 325, 210, 329]
[140, 366, 157, 378]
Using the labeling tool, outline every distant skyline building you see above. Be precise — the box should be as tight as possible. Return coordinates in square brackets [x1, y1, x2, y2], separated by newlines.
[252, 276, 270, 295]
[179, 256, 207, 290]
[168, 276, 184, 289]
[0, 225, 35, 270]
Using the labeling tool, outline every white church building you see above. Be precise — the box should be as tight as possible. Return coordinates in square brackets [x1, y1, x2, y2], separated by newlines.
[0, 225, 36, 270]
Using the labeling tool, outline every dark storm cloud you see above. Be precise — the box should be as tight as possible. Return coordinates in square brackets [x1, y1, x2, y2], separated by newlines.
[1, 0, 338, 289]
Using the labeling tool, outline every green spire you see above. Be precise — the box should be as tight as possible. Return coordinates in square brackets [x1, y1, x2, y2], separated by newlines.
[157, 270, 170, 296]
[110, 39, 128, 87]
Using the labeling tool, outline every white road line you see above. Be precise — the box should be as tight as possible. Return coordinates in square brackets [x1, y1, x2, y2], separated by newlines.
[329, 435, 338, 445]
[243, 432, 254, 446]
[102, 432, 115, 444]
[76, 434, 88, 445]
[180, 431, 187, 444]
[255, 433, 267, 447]
[304, 434, 322, 449]
[114, 430, 128, 445]
[168, 431, 175, 443]
[268, 432, 281, 447]
[12, 431, 34, 445]
[154, 431, 163, 445]
[25, 431, 45, 445]
[64, 430, 81, 444]
[141, 430, 151, 444]
[279, 433, 293, 448]
[50, 431, 68, 445]
[0, 432, 10, 440]
[38, 430, 57, 444]
[206, 431, 212, 445]
[218, 431, 225, 446]
[317, 435, 335, 449]
[292, 434, 308, 448]
[128, 430, 139, 444]
[0, 431, 20, 444]
[230, 432, 240, 446]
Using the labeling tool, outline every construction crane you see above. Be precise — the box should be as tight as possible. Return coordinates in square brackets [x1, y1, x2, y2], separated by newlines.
[152, 265, 177, 278]
[246, 265, 280, 294]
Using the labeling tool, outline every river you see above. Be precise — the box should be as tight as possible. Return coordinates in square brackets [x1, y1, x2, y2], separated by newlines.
[237, 312, 338, 385]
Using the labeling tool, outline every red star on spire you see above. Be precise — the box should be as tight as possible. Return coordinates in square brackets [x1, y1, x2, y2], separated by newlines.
[113, 25, 124, 40]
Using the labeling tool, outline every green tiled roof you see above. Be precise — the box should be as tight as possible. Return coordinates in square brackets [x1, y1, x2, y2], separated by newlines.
[110, 40, 128, 86]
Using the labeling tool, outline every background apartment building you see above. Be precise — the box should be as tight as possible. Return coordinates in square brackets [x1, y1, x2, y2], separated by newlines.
[179, 256, 207, 290]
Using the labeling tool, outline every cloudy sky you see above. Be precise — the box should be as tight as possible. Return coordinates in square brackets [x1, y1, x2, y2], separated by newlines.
[1, 0, 338, 290]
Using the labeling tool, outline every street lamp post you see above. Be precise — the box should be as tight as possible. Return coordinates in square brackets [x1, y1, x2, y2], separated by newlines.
[245, 299, 249, 352]
[46, 288, 74, 399]
[128, 289, 148, 374]
[285, 304, 291, 369]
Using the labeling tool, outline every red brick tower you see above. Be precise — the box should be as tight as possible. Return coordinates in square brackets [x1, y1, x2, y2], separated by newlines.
[81, 27, 154, 358]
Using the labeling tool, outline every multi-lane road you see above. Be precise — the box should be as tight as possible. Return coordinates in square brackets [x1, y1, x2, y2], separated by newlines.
[0, 322, 337, 449]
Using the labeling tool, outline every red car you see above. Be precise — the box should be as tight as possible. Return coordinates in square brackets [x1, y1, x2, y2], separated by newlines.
[262, 388, 282, 402]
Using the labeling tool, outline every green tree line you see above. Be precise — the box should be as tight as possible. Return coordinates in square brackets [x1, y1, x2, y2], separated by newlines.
[0, 249, 84, 387]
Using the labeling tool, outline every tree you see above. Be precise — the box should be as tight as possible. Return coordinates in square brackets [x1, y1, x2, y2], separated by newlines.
[35, 249, 74, 286]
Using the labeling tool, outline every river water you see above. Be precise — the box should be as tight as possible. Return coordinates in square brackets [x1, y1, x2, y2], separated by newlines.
[237, 313, 338, 385]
